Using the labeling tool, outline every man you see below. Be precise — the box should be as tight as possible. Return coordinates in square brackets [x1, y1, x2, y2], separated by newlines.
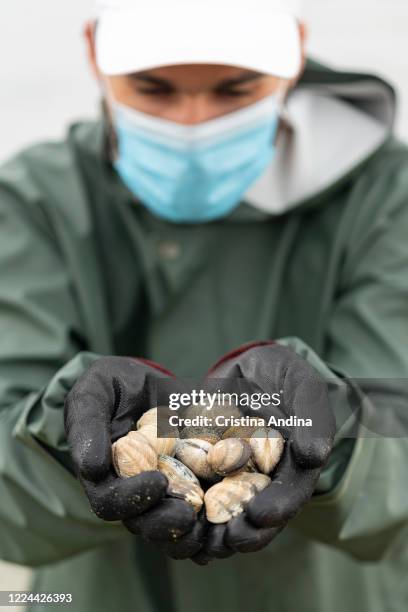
[0, 0, 408, 611]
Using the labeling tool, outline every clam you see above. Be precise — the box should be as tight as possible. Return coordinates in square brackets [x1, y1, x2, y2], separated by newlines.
[136, 407, 159, 430]
[137, 407, 178, 457]
[157, 455, 200, 485]
[250, 428, 285, 474]
[224, 471, 271, 492]
[138, 424, 177, 457]
[112, 431, 157, 478]
[175, 438, 216, 480]
[136, 406, 167, 429]
[204, 478, 254, 524]
[180, 426, 221, 445]
[137, 406, 176, 432]
[180, 404, 211, 422]
[204, 472, 271, 524]
[207, 438, 251, 476]
[158, 455, 204, 512]
[222, 424, 264, 441]
[210, 402, 243, 430]
[167, 479, 204, 513]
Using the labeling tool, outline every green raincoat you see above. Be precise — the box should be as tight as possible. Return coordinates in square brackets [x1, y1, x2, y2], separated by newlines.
[1, 62, 408, 611]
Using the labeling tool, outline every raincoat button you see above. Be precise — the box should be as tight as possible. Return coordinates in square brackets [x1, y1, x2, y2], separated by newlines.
[157, 240, 182, 261]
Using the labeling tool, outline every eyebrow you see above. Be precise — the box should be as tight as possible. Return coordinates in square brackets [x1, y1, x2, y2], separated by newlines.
[131, 70, 265, 89]
[131, 74, 172, 87]
[217, 71, 265, 88]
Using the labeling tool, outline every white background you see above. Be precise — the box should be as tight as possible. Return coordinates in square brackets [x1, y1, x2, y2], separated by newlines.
[0, 0, 407, 602]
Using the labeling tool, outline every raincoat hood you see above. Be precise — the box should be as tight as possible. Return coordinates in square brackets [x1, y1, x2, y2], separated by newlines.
[246, 60, 397, 214]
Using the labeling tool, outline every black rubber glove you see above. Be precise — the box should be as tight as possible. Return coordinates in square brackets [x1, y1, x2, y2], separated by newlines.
[64, 356, 197, 553]
[125, 508, 210, 561]
[201, 341, 336, 559]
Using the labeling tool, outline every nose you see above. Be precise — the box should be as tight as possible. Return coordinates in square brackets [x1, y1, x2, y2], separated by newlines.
[172, 94, 216, 125]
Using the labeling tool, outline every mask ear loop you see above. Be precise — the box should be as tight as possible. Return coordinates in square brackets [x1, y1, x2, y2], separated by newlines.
[274, 80, 294, 146]
[100, 79, 120, 162]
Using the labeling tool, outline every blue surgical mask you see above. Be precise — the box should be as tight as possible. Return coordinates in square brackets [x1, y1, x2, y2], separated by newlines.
[111, 93, 282, 223]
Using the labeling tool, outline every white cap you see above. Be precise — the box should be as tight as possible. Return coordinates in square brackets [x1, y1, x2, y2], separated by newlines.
[95, 0, 302, 80]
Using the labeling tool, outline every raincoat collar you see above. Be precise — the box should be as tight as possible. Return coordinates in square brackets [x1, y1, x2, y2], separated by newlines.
[245, 61, 396, 215]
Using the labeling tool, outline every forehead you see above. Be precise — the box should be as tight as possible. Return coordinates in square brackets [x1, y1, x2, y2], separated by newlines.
[132, 64, 265, 85]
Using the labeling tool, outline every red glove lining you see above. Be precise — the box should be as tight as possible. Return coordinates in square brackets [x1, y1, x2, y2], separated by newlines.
[206, 340, 276, 376]
[132, 357, 176, 378]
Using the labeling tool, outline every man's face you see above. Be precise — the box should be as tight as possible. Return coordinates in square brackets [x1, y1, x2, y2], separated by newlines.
[103, 64, 286, 124]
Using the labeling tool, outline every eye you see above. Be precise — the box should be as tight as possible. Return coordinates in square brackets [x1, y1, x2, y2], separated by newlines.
[137, 88, 174, 96]
[215, 88, 253, 98]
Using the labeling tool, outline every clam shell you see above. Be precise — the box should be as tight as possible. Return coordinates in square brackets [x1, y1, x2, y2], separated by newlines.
[136, 407, 178, 457]
[204, 479, 255, 524]
[137, 406, 175, 432]
[208, 401, 242, 417]
[222, 425, 264, 441]
[204, 471, 271, 524]
[136, 408, 159, 430]
[138, 424, 177, 457]
[224, 471, 271, 492]
[112, 431, 157, 478]
[158, 455, 200, 485]
[180, 426, 221, 445]
[250, 428, 285, 474]
[207, 438, 251, 476]
[175, 438, 216, 480]
[167, 479, 204, 513]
